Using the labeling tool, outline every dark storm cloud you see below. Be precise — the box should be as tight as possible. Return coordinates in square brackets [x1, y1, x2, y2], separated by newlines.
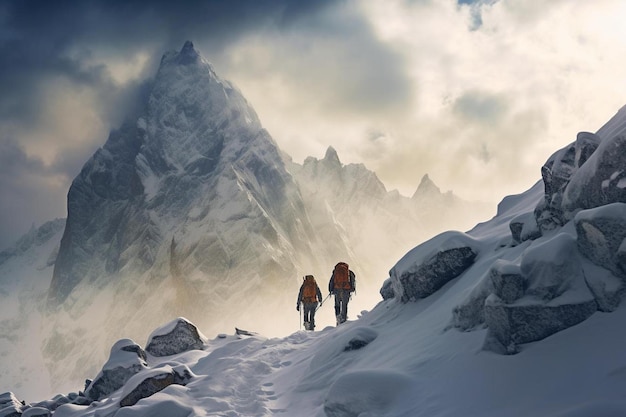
[0, 0, 336, 122]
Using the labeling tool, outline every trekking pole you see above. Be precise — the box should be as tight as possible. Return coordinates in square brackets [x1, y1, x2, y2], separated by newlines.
[316, 293, 331, 312]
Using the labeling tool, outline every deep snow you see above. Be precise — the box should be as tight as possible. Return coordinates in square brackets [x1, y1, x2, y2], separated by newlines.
[17, 168, 626, 416]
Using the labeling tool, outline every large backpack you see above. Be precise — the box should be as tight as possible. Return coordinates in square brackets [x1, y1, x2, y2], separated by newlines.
[302, 275, 318, 303]
[333, 262, 352, 291]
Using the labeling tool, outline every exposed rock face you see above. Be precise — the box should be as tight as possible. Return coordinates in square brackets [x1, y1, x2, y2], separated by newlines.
[534, 132, 602, 232]
[145, 317, 206, 357]
[119, 365, 193, 407]
[562, 135, 626, 218]
[483, 295, 597, 354]
[49, 40, 315, 308]
[85, 339, 148, 401]
[389, 232, 479, 302]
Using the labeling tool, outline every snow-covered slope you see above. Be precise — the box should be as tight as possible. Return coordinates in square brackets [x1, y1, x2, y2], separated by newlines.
[5, 104, 625, 416]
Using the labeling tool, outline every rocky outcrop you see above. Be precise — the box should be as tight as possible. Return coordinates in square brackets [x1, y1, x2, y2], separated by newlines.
[562, 135, 626, 218]
[85, 339, 148, 401]
[389, 232, 479, 302]
[483, 233, 599, 353]
[119, 365, 193, 407]
[145, 317, 206, 357]
[534, 132, 602, 233]
[483, 295, 597, 354]
[0, 392, 23, 417]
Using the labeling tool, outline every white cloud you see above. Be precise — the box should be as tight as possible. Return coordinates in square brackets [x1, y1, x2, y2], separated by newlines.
[219, 0, 626, 203]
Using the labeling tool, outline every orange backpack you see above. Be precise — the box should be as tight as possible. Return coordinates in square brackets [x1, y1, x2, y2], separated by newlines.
[302, 275, 317, 303]
[333, 262, 352, 291]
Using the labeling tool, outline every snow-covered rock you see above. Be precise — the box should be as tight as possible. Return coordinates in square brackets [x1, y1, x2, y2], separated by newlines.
[509, 211, 540, 245]
[389, 231, 479, 302]
[145, 317, 206, 357]
[394, 106, 626, 354]
[0, 392, 23, 417]
[575, 203, 626, 278]
[84, 339, 148, 401]
[21, 406, 51, 417]
[562, 134, 626, 218]
[118, 365, 193, 407]
[489, 259, 525, 304]
[379, 278, 394, 300]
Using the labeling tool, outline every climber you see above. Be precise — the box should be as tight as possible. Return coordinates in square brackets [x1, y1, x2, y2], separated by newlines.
[328, 262, 356, 325]
[297, 275, 323, 330]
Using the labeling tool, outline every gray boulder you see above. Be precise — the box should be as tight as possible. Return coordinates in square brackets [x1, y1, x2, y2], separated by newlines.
[390, 231, 479, 302]
[483, 294, 597, 354]
[575, 203, 626, 278]
[452, 260, 525, 331]
[0, 392, 23, 417]
[490, 260, 525, 304]
[379, 278, 394, 300]
[145, 317, 206, 357]
[521, 233, 589, 301]
[562, 134, 626, 219]
[509, 212, 541, 245]
[119, 365, 193, 407]
[484, 232, 598, 353]
[85, 339, 148, 401]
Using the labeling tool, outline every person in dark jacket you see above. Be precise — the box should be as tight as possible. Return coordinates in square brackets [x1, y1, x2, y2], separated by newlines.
[328, 262, 355, 325]
[297, 275, 323, 330]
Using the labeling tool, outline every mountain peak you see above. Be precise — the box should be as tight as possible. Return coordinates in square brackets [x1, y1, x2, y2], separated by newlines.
[323, 146, 341, 166]
[160, 40, 202, 67]
[412, 174, 442, 199]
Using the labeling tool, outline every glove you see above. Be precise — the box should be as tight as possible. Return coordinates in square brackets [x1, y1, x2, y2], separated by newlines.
[296, 304, 300, 311]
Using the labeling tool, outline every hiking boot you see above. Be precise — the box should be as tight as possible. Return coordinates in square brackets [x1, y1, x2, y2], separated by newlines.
[304, 321, 310, 330]
[336, 315, 341, 326]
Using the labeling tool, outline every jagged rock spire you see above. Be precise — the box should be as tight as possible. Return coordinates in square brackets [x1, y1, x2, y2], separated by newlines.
[412, 174, 441, 199]
[323, 146, 341, 166]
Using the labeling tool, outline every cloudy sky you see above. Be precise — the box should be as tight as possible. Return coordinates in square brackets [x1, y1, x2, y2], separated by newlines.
[1, 0, 626, 249]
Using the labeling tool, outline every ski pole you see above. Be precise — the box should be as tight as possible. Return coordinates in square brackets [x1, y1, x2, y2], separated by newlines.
[316, 293, 331, 311]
